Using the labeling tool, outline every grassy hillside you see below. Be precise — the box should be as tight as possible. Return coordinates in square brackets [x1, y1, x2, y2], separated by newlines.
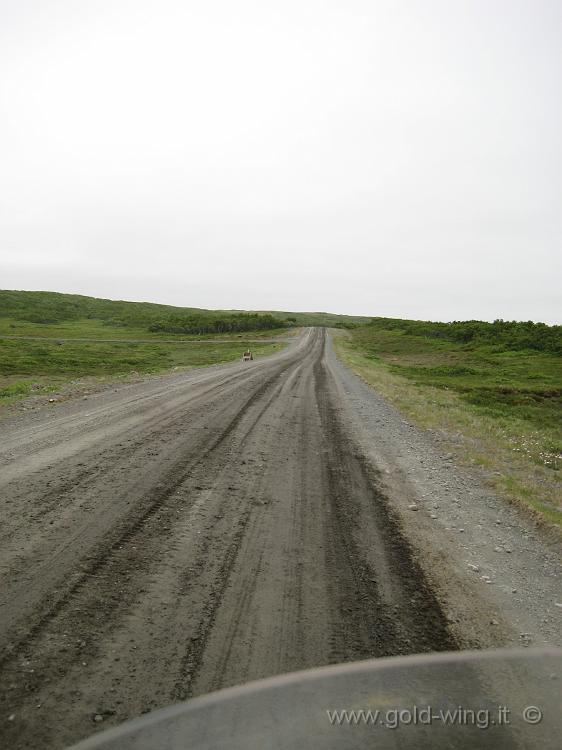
[0, 290, 367, 337]
[334, 317, 562, 527]
[0, 289, 197, 325]
[0, 290, 289, 337]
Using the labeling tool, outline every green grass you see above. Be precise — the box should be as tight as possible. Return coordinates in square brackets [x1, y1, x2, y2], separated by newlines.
[0, 337, 284, 408]
[334, 320, 562, 528]
[0, 380, 35, 398]
[0, 337, 283, 377]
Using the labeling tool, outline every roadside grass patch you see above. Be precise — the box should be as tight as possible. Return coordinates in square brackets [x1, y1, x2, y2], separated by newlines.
[0, 380, 34, 399]
[333, 322, 562, 529]
[0, 378, 61, 405]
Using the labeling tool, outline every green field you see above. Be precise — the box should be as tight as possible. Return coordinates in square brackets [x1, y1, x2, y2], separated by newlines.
[334, 318, 562, 527]
[0, 337, 285, 404]
[0, 290, 300, 406]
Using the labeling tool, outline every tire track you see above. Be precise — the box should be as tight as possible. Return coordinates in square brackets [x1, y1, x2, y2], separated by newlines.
[0, 351, 306, 659]
[314, 335, 456, 659]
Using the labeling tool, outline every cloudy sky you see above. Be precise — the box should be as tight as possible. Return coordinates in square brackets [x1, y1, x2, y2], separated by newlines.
[1, 0, 560, 322]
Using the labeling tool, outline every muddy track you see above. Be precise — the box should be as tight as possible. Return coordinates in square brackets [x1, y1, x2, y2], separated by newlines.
[0, 328, 455, 749]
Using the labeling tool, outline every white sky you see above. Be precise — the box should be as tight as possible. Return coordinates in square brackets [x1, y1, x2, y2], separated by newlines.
[1, 0, 560, 322]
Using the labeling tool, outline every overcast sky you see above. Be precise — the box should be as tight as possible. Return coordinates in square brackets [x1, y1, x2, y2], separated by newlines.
[1, 0, 560, 322]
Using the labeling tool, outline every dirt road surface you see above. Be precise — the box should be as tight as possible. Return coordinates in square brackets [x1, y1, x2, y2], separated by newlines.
[1, 328, 560, 749]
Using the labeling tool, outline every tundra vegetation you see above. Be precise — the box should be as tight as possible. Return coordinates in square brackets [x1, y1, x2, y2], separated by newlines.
[0, 291, 293, 404]
[334, 317, 562, 527]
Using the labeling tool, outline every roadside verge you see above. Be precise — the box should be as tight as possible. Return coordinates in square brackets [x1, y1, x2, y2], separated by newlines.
[331, 329, 561, 533]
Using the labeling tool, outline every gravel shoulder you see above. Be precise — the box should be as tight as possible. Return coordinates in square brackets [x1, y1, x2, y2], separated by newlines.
[326, 333, 562, 650]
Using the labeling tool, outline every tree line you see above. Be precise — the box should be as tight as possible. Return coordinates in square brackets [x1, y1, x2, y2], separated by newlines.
[368, 317, 562, 354]
[148, 313, 285, 335]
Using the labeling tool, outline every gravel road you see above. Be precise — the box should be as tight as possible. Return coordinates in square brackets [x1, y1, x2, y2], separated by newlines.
[1, 328, 560, 749]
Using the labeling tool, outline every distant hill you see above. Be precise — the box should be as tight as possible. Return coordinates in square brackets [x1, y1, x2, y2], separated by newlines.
[0, 290, 369, 334]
